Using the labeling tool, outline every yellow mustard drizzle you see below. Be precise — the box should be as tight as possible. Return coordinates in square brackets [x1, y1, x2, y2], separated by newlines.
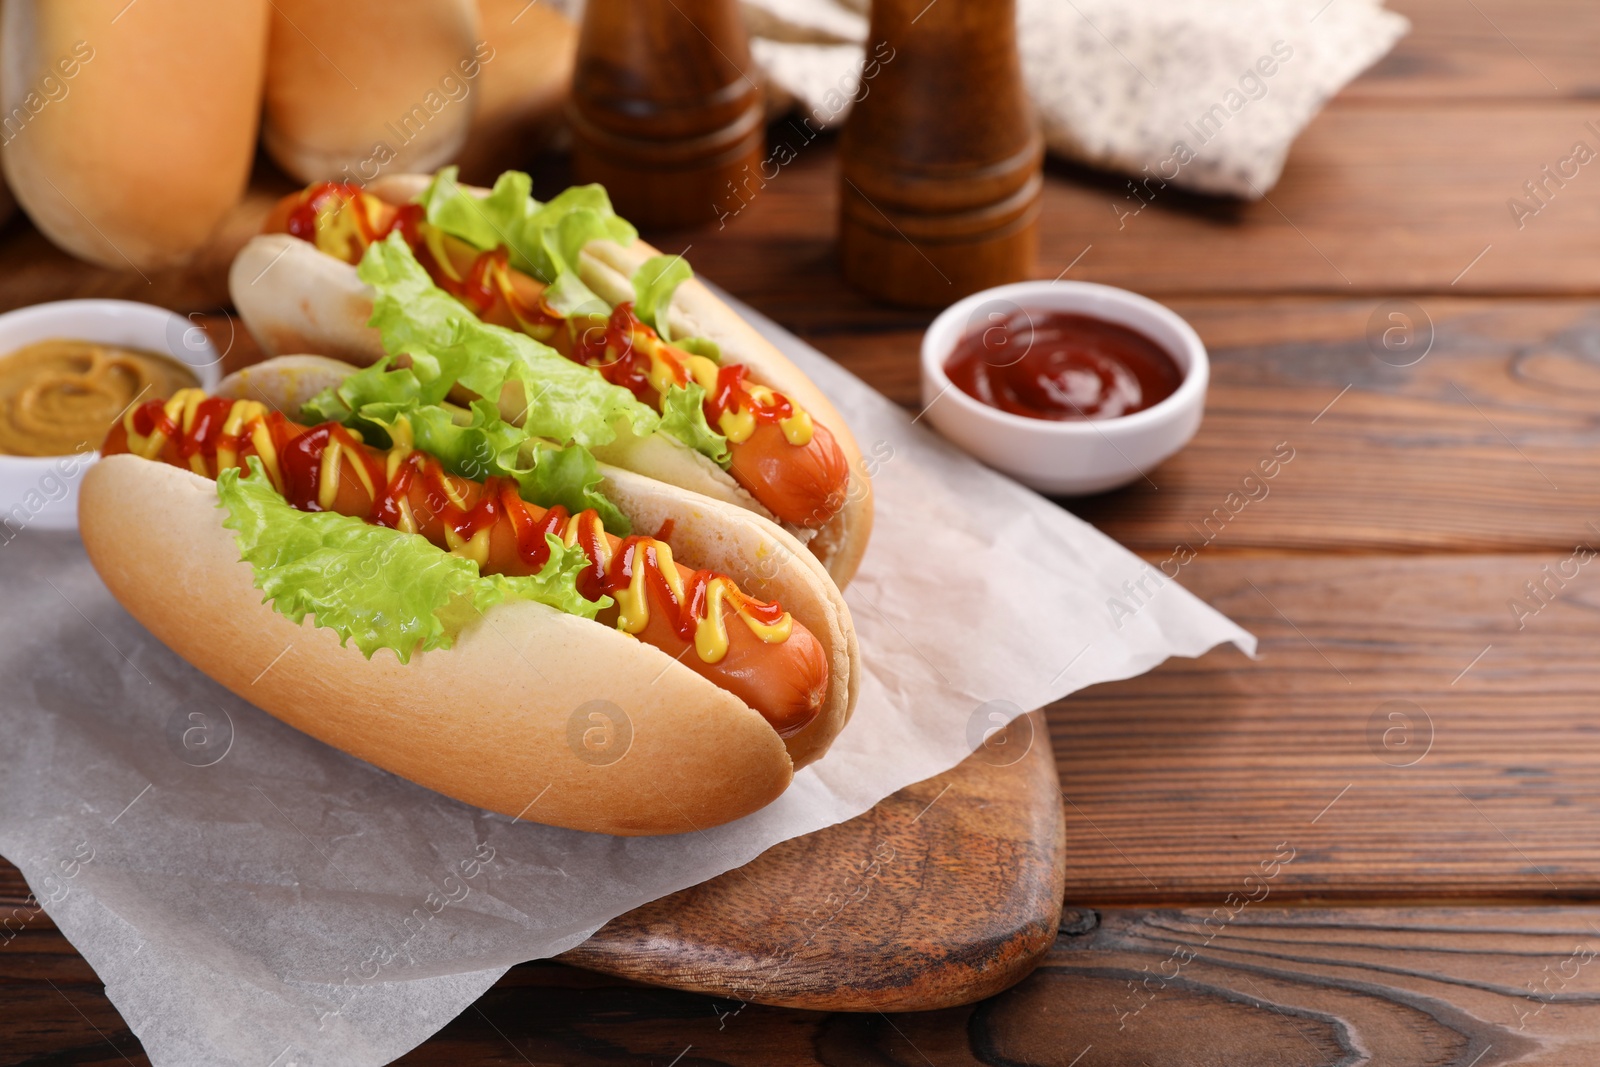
[217, 398, 264, 474]
[777, 406, 813, 446]
[122, 389, 291, 492]
[315, 437, 376, 512]
[384, 418, 417, 534]
[613, 540, 657, 636]
[313, 193, 382, 259]
[422, 223, 463, 283]
[717, 406, 757, 445]
[639, 333, 817, 448]
[696, 579, 728, 661]
[562, 509, 612, 574]
[694, 578, 795, 662]
[249, 416, 284, 492]
[725, 581, 794, 645]
[178, 391, 208, 476]
[446, 526, 492, 567]
[596, 531, 793, 663]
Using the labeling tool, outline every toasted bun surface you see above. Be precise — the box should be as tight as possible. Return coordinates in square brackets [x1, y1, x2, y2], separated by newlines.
[230, 174, 873, 584]
[80, 359, 858, 833]
[260, 0, 480, 183]
[1, 0, 269, 269]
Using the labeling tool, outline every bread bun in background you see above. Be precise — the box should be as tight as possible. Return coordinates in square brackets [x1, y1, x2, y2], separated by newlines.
[261, 0, 483, 183]
[453, 0, 578, 183]
[0, 0, 269, 270]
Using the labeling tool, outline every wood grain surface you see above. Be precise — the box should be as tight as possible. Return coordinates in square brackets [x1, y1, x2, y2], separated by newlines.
[561, 712, 1063, 1011]
[14, 907, 1600, 1066]
[6, 0, 1600, 1061]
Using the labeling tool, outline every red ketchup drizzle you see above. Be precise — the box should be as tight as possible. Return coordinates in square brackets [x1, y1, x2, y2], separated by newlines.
[277, 424, 387, 512]
[115, 399, 794, 663]
[944, 310, 1183, 421]
[566, 303, 797, 433]
[277, 184, 809, 446]
[279, 186, 557, 332]
[130, 399, 178, 441]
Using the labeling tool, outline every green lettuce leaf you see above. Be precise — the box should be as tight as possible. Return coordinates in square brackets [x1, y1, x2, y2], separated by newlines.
[388, 401, 630, 534]
[673, 336, 721, 363]
[216, 459, 603, 664]
[541, 267, 611, 321]
[417, 166, 536, 262]
[357, 234, 658, 447]
[520, 185, 637, 282]
[301, 367, 632, 534]
[413, 167, 636, 284]
[659, 382, 730, 469]
[631, 254, 692, 340]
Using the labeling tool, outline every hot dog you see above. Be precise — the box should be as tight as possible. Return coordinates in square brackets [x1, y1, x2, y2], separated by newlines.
[261, 181, 851, 530]
[230, 169, 874, 587]
[101, 390, 828, 736]
[78, 358, 860, 836]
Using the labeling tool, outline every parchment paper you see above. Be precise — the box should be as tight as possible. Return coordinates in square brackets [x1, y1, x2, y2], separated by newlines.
[0, 292, 1253, 1066]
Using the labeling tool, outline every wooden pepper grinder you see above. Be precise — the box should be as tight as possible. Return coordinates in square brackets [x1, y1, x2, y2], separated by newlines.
[839, 0, 1042, 307]
[568, 0, 765, 228]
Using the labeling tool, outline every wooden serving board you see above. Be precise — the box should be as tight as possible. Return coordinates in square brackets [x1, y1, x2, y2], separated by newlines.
[560, 710, 1065, 1011]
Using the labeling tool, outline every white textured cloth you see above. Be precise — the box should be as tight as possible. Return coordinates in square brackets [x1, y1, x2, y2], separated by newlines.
[744, 0, 1409, 198]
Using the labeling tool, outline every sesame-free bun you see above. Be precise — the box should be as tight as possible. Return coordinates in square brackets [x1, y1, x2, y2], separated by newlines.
[229, 174, 874, 585]
[0, 0, 269, 269]
[260, 0, 481, 183]
[79, 359, 859, 835]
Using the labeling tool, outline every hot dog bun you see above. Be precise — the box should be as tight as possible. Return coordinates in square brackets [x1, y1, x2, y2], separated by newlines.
[0, 0, 269, 269]
[260, 0, 482, 183]
[79, 358, 858, 835]
[229, 174, 874, 585]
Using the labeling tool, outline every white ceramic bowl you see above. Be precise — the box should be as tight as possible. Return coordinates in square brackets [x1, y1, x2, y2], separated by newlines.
[0, 300, 222, 533]
[920, 280, 1208, 495]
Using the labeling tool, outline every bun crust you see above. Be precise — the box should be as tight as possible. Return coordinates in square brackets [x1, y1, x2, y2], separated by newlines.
[1, 0, 269, 269]
[216, 353, 367, 412]
[230, 235, 386, 366]
[260, 0, 480, 183]
[229, 174, 872, 584]
[78, 359, 857, 834]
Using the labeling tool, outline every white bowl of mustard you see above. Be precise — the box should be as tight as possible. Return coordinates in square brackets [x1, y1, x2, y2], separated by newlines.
[0, 300, 221, 534]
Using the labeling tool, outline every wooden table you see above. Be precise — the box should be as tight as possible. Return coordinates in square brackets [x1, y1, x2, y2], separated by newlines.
[7, 1, 1600, 1061]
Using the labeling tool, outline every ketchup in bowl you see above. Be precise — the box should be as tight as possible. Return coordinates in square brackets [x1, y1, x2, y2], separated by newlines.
[944, 310, 1182, 421]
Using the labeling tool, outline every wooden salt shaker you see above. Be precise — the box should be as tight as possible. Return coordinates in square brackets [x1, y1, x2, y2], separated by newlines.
[567, 0, 764, 228]
[839, 0, 1042, 307]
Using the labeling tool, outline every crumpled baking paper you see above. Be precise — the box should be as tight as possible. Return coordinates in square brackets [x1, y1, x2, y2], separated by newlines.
[0, 291, 1253, 1066]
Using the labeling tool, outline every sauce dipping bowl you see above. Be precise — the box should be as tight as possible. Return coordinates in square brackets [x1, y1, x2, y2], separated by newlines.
[0, 300, 223, 533]
[920, 280, 1208, 496]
